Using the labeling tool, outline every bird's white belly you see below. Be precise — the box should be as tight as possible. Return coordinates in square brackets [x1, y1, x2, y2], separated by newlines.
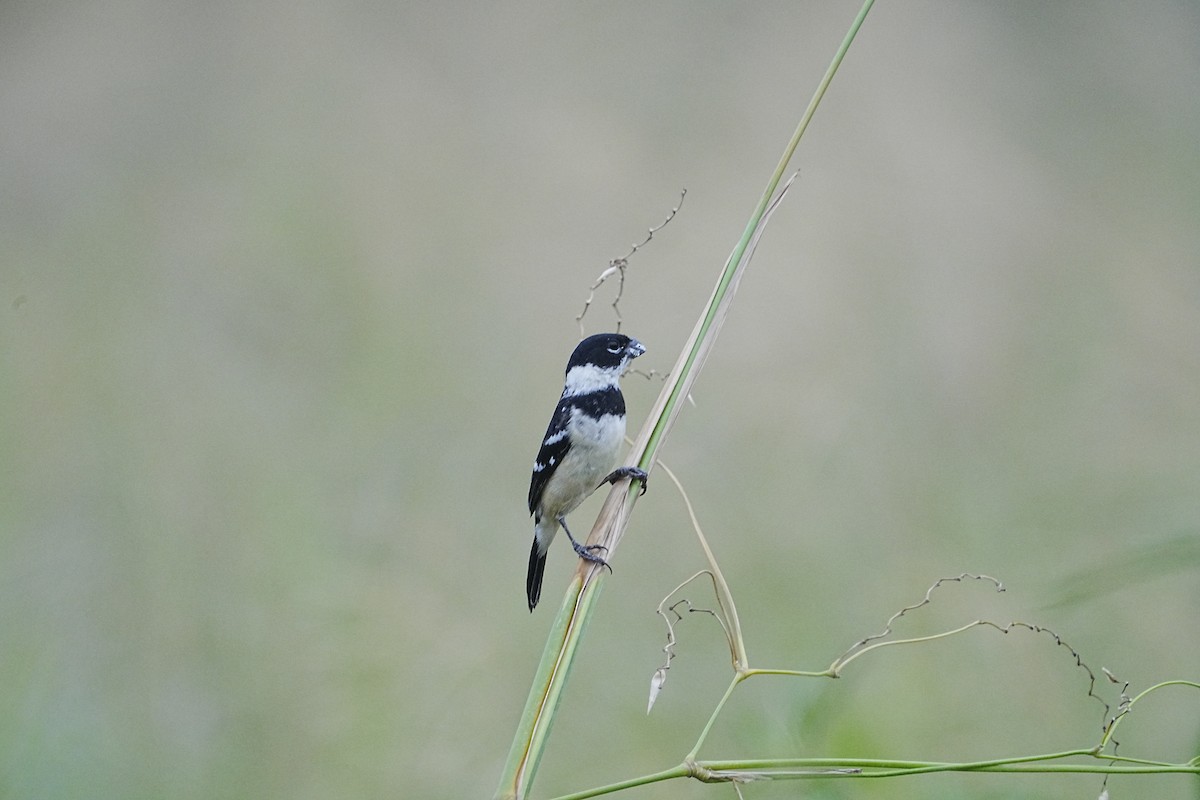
[540, 410, 625, 516]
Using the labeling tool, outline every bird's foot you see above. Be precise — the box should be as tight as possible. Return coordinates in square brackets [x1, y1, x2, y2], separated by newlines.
[571, 540, 612, 573]
[602, 466, 649, 495]
[558, 516, 614, 573]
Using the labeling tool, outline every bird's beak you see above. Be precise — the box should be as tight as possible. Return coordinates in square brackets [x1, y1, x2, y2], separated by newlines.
[627, 339, 646, 358]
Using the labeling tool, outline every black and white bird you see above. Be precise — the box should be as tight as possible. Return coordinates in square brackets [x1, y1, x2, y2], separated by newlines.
[526, 333, 648, 611]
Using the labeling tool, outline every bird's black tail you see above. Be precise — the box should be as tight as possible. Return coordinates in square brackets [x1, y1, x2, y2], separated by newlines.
[527, 539, 547, 611]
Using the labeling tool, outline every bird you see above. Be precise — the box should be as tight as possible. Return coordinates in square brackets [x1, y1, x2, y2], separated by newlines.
[526, 333, 648, 611]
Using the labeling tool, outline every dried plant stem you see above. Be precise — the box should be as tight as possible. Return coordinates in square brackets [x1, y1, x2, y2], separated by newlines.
[494, 3, 875, 798]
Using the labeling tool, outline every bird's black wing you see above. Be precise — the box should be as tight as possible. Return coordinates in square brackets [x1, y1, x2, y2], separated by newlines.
[528, 399, 573, 515]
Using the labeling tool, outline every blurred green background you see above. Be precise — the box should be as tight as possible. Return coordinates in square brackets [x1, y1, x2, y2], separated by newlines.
[2, 1, 1198, 798]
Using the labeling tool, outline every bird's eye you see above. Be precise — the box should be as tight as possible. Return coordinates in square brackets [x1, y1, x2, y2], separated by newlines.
[607, 342, 622, 353]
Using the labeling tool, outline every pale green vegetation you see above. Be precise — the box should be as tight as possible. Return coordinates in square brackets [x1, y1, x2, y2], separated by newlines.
[2, 3, 1198, 799]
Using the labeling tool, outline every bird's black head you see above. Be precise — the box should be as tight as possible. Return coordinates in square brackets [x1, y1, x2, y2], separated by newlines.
[566, 333, 646, 373]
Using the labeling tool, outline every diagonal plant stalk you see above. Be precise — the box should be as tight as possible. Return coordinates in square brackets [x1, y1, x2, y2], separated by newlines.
[494, 3, 876, 798]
